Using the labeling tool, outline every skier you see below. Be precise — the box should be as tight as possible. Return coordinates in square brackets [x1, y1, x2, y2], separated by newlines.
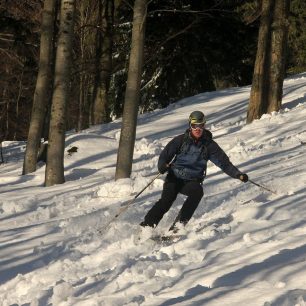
[140, 110, 248, 231]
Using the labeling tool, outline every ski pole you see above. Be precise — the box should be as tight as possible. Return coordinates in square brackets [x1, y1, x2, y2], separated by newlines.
[98, 155, 177, 236]
[168, 210, 182, 232]
[98, 172, 162, 235]
[248, 179, 277, 195]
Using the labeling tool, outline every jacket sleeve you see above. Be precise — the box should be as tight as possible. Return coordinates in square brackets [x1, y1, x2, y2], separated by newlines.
[158, 134, 183, 173]
[207, 140, 242, 179]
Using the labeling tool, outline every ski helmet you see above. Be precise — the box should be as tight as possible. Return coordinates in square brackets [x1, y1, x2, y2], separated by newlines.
[189, 111, 206, 124]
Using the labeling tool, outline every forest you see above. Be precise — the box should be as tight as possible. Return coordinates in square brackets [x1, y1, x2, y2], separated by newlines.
[0, 0, 305, 184]
[2, 2, 306, 303]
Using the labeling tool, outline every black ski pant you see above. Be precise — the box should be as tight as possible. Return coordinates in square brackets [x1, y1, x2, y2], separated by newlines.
[141, 177, 204, 228]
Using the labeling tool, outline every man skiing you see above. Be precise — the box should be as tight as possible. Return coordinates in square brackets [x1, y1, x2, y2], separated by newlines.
[140, 110, 248, 231]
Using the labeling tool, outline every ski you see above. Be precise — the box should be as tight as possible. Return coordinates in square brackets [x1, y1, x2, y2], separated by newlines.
[150, 234, 185, 243]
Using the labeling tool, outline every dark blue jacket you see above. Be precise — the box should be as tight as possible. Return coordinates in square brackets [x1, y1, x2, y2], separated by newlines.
[158, 129, 242, 181]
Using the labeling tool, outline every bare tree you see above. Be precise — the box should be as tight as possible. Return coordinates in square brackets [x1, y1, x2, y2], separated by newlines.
[267, 0, 290, 113]
[0, 142, 4, 164]
[92, 0, 114, 125]
[0, 0, 43, 141]
[23, 0, 57, 174]
[247, 0, 274, 123]
[115, 0, 147, 179]
[247, 0, 290, 123]
[45, 0, 76, 186]
[75, 0, 93, 131]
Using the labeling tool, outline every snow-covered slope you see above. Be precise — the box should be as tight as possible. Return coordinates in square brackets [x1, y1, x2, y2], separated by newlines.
[0, 73, 306, 306]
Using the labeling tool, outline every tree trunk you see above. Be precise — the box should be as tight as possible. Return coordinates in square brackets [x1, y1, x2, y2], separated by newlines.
[23, 0, 56, 174]
[267, 0, 290, 113]
[45, 0, 75, 186]
[115, 0, 147, 179]
[0, 142, 3, 164]
[247, 0, 274, 123]
[76, 0, 91, 132]
[92, 0, 114, 125]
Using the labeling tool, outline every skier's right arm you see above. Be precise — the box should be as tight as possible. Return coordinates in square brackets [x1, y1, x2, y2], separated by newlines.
[158, 135, 183, 174]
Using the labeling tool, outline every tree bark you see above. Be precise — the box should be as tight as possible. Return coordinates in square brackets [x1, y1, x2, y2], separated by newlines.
[76, 0, 91, 131]
[115, 0, 147, 179]
[92, 0, 114, 125]
[267, 0, 290, 113]
[247, 0, 274, 123]
[23, 0, 56, 174]
[247, 0, 290, 123]
[45, 0, 75, 186]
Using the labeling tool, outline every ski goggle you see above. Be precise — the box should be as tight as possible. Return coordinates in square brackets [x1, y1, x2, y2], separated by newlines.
[190, 123, 205, 130]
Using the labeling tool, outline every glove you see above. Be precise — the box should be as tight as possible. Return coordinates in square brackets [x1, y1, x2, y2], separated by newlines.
[159, 163, 169, 174]
[237, 173, 248, 183]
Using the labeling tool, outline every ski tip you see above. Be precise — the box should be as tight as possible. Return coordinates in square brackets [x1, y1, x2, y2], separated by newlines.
[150, 234, 184, 243]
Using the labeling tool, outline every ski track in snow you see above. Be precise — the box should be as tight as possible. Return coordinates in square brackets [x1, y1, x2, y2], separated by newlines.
[0, 74, 306, 305]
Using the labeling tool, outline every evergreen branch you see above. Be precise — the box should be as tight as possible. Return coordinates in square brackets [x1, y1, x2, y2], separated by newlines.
[145, 18, 199, 65]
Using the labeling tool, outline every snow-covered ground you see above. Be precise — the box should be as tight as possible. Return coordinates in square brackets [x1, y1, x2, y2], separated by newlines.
[1, 73, 306, 306]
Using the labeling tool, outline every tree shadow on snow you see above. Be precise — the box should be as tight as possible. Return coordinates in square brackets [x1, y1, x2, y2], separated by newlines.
[0, 225, 76, 285]
[270, 289, 306, 306]
[159, 284, 211, 306]
[212, 243, 306, 288]
[171, 244, 306, 306]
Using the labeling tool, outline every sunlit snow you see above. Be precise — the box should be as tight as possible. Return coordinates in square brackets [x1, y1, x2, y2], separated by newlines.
[1, 73, 306, 305]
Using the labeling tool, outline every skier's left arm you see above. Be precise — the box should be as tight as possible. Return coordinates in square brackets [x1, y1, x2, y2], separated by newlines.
[207, 140, 248, 182]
